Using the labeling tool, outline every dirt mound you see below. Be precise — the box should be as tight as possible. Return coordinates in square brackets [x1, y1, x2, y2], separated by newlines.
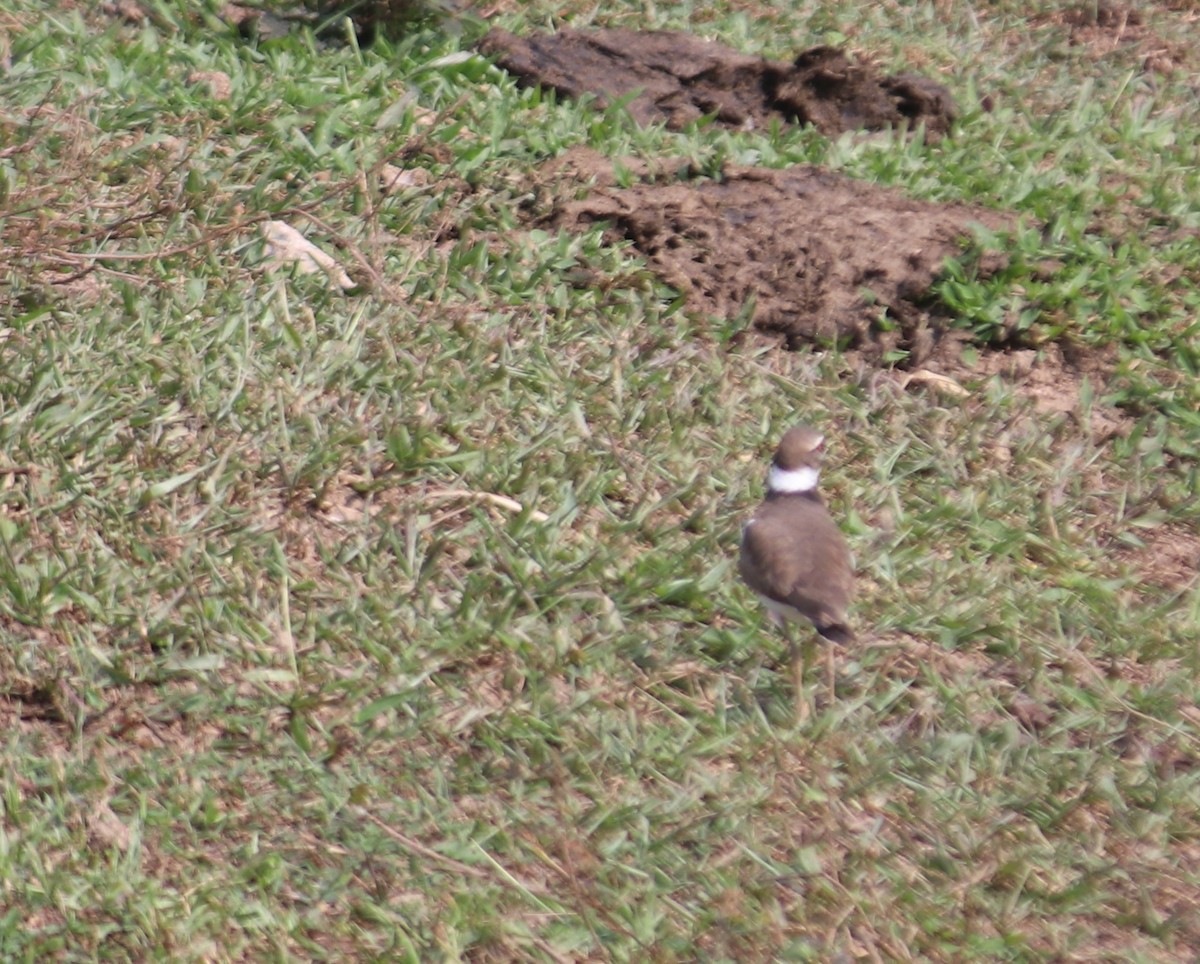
[479, 28, 956, 138]
[546, 151, 1011, 361]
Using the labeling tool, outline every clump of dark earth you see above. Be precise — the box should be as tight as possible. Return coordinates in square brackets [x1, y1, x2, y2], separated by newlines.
[543, 150, 1011, 363]
[478, 28, 957, 138]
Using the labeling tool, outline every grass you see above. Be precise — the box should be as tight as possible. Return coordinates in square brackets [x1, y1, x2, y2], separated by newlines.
[1, 0, 1199, 958]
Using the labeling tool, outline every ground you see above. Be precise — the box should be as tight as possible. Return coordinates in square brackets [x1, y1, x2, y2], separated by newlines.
[479, 27, 957, 137]
[544, 148, 1009, 359]
[1, 0, 1199, 960]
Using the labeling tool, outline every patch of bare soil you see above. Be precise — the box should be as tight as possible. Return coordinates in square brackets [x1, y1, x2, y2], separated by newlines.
[1113, 523, 1200, 591]
[1033, 1, 1190, 74]
[544, 150, 1010, 360]
[921, 340, 1133, 440]
[478, 28, 957, 138]
[1062, 0, 1146, 42]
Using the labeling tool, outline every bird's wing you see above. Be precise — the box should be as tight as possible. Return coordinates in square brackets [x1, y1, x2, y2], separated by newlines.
[740, 509, 853, 627]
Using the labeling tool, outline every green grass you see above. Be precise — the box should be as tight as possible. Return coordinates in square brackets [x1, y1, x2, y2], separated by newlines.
[2, 0, 1200, 959]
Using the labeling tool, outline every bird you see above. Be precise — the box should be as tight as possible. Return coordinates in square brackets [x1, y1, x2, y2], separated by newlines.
[739, 425, 855, 723]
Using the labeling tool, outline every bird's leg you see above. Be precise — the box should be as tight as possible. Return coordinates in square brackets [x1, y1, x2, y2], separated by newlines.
[788, 624, 809, 725]
[825, 643, 836, 707]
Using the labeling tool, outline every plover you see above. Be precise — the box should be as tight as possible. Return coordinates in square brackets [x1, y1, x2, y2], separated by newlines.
[739, 425, 855, 723]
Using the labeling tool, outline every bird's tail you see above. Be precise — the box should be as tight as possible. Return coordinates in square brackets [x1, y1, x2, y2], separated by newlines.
[818, 622, 855, 645]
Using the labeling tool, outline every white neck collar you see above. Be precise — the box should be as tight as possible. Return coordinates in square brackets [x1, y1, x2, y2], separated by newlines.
[767, 464, 819, 494]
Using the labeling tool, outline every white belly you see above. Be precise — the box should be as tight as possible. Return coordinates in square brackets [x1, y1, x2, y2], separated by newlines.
[758, 594, 811, 628]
